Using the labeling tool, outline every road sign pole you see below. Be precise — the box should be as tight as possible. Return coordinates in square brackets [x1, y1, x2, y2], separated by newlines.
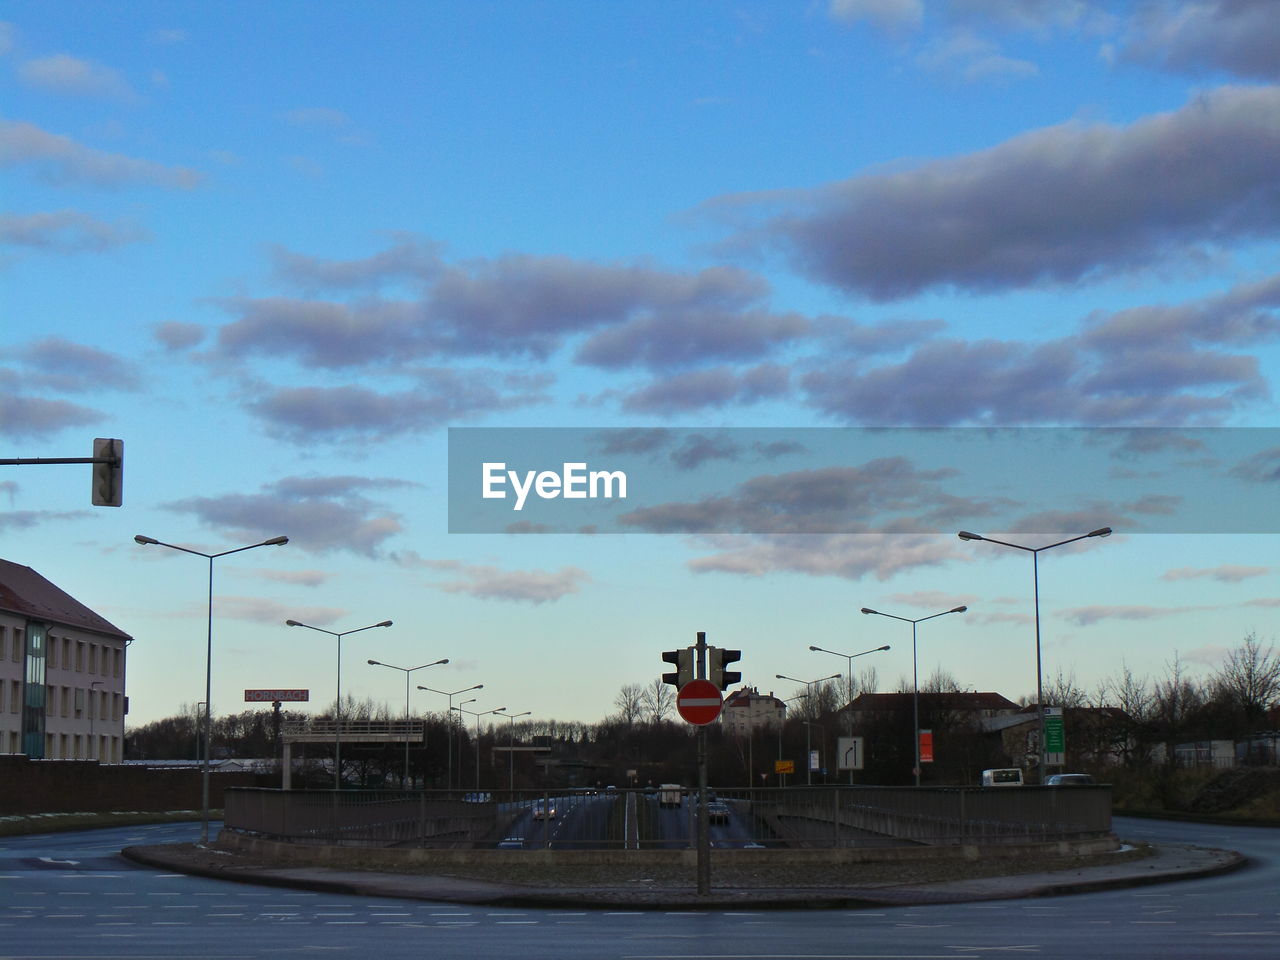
[695, 631, 710, 897]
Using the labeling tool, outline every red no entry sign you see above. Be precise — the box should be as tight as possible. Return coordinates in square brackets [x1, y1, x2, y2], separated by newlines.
[677, 679, 723, 725]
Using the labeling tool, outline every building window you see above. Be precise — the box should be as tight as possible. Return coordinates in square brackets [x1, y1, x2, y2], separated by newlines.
[47, 636, 57, 670]
[113, 647, 121, 678]
[76, 642, 84, 672]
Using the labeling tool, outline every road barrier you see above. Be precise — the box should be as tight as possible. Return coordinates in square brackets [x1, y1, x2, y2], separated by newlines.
[223, 784, 1111, 850]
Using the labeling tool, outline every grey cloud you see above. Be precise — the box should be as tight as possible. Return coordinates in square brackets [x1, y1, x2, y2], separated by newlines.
[590, 427, 673, 456]
[213, 596, 348, 625]
[828, 0, 923, 34]
[575, 308, 808, 371]
[269, 235, 442, 292]
[710, 85, 1280, 300]
[215, 297, 423, 368]
[686, 533, 964, 582]
[0, 509, 91, 534]
[166, 475, 406, 557]
[1120, 0, 1280, 80]
[1058, 604, 1211, 627]
[0, 210, 148, 252]
[621, 364, 790, 415]
[0, 392, 103, 439]
[1229, 446, 1280, 482]
[18, 54, 136, 100]
[152, 321, 205, 352]
[670, 433, 744, 471]
[1163, 564, 1269, 583]
[0, 120, 202, 189]
[619, 458, 999, 535]
[246, 371, 547, 443]
[6, 336, 140, 392]
[430, 564, 590, 604]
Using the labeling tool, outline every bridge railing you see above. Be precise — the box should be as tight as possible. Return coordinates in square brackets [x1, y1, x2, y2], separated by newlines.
[223, 784, 1111, 850]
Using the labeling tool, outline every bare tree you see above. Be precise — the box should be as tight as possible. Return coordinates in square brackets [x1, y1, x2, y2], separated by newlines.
[1150, 653, 1205, 746]
[614, 683, 645, 729]
[1210, 632, 1280, 733]
[1042, 667, 1089, 709]
[641, 678, 674, 723]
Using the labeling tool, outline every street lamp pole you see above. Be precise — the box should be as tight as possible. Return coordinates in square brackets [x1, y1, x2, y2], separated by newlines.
[860, 605, 967, 786]
[807, 644, 890, 783]
[958, 527, 1110, 781]
[775, 673, 839, 785]
[494, 708, 531, 794]
[367, 658, 449, 788]
[285, 619, 392, 790]
[461, 706, 506, 791]
[134, 533, 288, 844]
[419, 684, 483, 790]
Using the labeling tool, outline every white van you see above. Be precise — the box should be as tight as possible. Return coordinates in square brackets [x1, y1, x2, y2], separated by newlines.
[981, 767, 1024, 787]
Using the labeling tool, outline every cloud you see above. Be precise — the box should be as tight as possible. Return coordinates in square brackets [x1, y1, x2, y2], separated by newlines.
[618, 458, 1005, 535]
[801, 274, 1280, 425]
[242, 568, 334, 588]
[575, 308, 808, 371]
[1162, 564, 1270, 583]
[706, 85, 1280, 300]
[1119, 0, 1280, 81]
[0, 119, 202, 189]
[0, 210, 149, 252]
[3, 336, 140, 392]
[1058, 604, 1212, 627]
[269, 235, 442, 292]
[165, 475, 409, 557]
[211, 596, 349, 625]
[670, 433, 745, 471]
[914, 29, 1039, 82]
[18, 53, 136, 100]
[0, 509, 91, 534]
[620, 364, 790, 415]
[152, 321, 206, 352]
[280, 107, 371, 145]
[245, 370, 549, 443]
[828, 0, 924, 34]
[216, 250, 766, 366]
[428, 563, 591, 604]
[0, 392, 104, 439]
[685, 532, 965, 582]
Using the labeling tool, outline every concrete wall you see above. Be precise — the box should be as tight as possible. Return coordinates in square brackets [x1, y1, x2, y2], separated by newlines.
[0, 754, 263, 814]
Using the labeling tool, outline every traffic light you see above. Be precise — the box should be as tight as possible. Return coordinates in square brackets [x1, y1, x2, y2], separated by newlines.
[709, 646, 741, 690]
[662, 647, 693, 687]
[91, 437, 123, 507]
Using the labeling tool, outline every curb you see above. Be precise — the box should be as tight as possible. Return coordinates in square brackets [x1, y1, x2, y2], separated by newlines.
[120, 842, 1249, 910]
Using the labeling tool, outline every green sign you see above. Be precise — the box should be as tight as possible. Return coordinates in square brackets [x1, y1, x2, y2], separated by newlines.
[1044, 707, 1065, 754]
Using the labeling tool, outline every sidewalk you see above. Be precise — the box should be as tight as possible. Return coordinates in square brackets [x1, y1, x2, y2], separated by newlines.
[121, 841, 1246, 910]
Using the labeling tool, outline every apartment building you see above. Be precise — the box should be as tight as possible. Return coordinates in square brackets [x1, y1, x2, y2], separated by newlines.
[0, 558, 131, 762]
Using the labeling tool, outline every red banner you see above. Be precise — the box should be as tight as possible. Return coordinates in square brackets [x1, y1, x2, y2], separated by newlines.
[919, 729, 934, 763]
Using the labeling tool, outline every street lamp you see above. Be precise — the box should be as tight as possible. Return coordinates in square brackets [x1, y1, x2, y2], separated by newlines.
[285, 619, 392, 790]
[419, 684, 483, 790]
[134, 532, 288, 844]
[460, 706, 506, 792]
[494, 708, 531, 794]
[775, 672, 840, 785]
[860, 605, 967, 786]
[808, 644, 890, 707]
[958, 526, 1111, 781]
[367, 657, 449, 788]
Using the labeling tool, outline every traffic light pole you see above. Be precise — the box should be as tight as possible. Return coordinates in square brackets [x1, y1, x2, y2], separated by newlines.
[1, 438, 123, 506]
[695, 630, 710, 897]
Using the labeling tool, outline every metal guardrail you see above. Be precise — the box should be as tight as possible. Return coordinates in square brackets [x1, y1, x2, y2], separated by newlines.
[223, 784, 1111, 850]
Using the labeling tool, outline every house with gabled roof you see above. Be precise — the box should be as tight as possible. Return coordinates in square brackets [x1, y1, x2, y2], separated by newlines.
[0, 559, 131, 762]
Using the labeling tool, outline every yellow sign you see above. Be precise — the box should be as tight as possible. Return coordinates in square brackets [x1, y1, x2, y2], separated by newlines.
[774, 759, 795, 775]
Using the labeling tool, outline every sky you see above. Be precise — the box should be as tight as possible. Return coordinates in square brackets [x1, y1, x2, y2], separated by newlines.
[3, 0, 1280, 734]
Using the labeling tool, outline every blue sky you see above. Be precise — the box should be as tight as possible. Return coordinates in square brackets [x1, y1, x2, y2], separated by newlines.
[3, 1, 1280, 731]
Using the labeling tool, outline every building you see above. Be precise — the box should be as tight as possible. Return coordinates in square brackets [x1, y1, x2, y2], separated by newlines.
[721, 686, 786, 734]
[0, 559, 131, 762]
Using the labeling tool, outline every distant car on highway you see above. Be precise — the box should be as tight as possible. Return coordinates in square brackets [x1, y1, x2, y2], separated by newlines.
[497, 837, 524, 849]
[658, 784, 682, 808]
[1045, 773, 1096, 786]
[533, 799, 557, 820]
[706, 801, 731, 823]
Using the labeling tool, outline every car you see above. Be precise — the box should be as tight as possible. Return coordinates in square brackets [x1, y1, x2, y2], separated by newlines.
[497, 837, 524, 849]
[532, 800, 557, 820]
[1045, 773, 1096, 786]
[706, 801, 731, 824]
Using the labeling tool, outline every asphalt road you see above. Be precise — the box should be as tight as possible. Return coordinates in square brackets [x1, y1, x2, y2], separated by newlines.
[0, 816, 1275, 959]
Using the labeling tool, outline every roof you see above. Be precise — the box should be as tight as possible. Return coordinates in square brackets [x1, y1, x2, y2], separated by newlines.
[724, 687, 785, 709]
[845, 691, 1021, 713]
[0, 559, 132, 641]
